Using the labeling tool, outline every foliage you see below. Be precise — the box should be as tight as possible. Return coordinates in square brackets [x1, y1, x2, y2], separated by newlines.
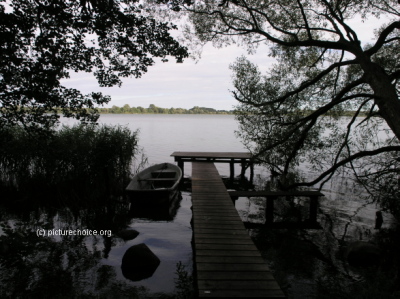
[352, 151, 400, 220]
[0, 209, 150, 298]
[174, 261, 194, 299]
[0, 124, 139, 205]
[316, 225, 400, 298]
[0, 0, 188, 131]
[97, 103, 233, 114]
[178, 1, 400, 197]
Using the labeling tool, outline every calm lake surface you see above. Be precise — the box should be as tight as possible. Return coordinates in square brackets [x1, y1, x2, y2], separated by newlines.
[1, 114, 393, 298]
[95, 114, 390, 296]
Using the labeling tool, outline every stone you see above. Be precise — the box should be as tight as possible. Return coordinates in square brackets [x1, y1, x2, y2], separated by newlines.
[121, 243, 160, 281]
[345, 241, 381, 267]
[118, 229, 139, 241]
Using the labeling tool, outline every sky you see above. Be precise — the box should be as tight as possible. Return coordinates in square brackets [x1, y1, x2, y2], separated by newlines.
[63, 43, 270, 111]
[61, 13, 387, 111]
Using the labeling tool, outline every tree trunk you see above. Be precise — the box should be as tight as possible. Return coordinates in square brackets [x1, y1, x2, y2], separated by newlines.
[361, 59, 400, 141]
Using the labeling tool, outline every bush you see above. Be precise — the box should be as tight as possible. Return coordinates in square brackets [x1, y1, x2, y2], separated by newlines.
[0, 124, 139, 205]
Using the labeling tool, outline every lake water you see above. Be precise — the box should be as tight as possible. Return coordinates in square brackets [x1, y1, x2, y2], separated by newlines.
[98, 114, 253, 176]
[1, 114, 393, 298]
[94, 114, 390, 296]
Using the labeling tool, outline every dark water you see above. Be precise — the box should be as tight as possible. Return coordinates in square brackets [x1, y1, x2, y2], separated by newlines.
[1, 114, 397, 298]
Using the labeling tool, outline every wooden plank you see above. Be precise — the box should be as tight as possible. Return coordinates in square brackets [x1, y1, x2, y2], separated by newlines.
[194, 236, 255, 244]
[192, 199, 234, 204]
[193, 214, 241, 220]
[192, 211, 239, 217]
[193, 218, 243, 225]
[228, 190, 324, 197]
[191, 161, 285, 298]
[195, 243, 259, 251]
[194, 237, 254, 244]
[195, 256, 266, 264]
[198, 289, 285, 298]
[196, 263, 271, 272]
[192, 210, 240, 217]
[194, 224, 246, 231]
[191, 206, 238, 213]
[192, 181, 225, 186]
[196, 249, 262, 257]
[171, 151, 252, 159]
[193, 228, 249, 235]
[191, 205, 238, 212]
[198, 280, 282, 290]
[192, 196, 231, 200]
[192, 202, 235, 207]
[197, 271, 275, 281]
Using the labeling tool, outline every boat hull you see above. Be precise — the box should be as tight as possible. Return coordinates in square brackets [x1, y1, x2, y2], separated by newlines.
[125, 163, 182, 205]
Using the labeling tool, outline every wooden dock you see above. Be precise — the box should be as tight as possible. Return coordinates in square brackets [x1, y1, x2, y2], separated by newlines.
[171, 151, 254, 181]
[191, 162, 285, 298]
[228, 191, 324, 229]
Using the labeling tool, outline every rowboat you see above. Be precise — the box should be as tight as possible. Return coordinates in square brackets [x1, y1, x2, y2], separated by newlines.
[125, 163, 182, 205]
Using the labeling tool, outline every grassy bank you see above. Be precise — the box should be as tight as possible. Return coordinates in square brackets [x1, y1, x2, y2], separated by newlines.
[0, 124, 139, 206]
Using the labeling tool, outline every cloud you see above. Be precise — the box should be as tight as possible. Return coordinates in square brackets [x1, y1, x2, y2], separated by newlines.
[61, 43, 272, 110]
[61, 14, 386, 110]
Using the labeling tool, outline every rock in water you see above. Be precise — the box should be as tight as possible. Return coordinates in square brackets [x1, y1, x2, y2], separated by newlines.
[121, 243, 160, 281]
[118, 229, 139, 241]
[345, 241, 380, 267]
[375, 211, 383, 229]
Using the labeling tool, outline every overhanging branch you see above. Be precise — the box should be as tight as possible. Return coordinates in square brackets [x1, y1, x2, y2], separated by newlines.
[290, 146, 400, 189]
[365, 21, 400, 57]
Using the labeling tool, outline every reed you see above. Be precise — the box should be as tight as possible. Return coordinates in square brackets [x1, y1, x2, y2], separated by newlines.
[0, 124, 139, 205]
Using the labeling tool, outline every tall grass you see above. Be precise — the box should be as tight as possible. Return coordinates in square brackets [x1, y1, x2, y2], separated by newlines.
[0, 124, 139, 205]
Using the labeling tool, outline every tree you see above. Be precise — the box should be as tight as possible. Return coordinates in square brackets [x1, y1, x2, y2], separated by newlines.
[180, 0, 400, 194]
[122, 104, 131, 113]
[0, 0, 188, 131]
[148, 103, 156, 113]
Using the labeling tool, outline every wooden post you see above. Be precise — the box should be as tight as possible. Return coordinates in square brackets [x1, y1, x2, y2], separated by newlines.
[240, 159, 246, 180]
[177, 159, 184, 180]
[230, 159, 234, 181]
[265, 196, 276, 224]
[250, 162, 254, 184]
[309, 196, 318, 223]
[231, 196, 238, 206]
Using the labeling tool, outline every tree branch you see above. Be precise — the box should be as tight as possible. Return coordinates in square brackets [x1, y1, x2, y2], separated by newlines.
[284, 117, 317, 174]
[290, 146, 400, 189]
[365, 21, 400, 57]
[255, 59, 358, 107]
[296, 0, 312, 39]
[321, 0, 360, 43]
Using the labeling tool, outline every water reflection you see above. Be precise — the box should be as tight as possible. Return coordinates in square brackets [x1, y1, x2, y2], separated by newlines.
[128, 192, 183, 221]
[0, 192, 193, 298]
[0, 204, 144, 298]
[121, 243, 161, 281]
[235, 171, 400, 298]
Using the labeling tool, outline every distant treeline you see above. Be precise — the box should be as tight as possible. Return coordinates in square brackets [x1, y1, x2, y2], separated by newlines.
[97, 104, 234, 114]
[1, 105, 370, 117]
[97, 104, 370, 116]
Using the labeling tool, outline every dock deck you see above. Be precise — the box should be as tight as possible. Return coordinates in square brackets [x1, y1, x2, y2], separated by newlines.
[171, 151, 254, 181]
[191, 162, 285, 298]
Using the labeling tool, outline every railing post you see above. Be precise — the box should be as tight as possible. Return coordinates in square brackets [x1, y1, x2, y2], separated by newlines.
[309, 196, 318, 223]
[177, 158, 184, 185]
[265, 196, 276, 224]
[230, 159, 234, 181]
[240, 159, 246, 180]
[250, 162, 254, 184]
